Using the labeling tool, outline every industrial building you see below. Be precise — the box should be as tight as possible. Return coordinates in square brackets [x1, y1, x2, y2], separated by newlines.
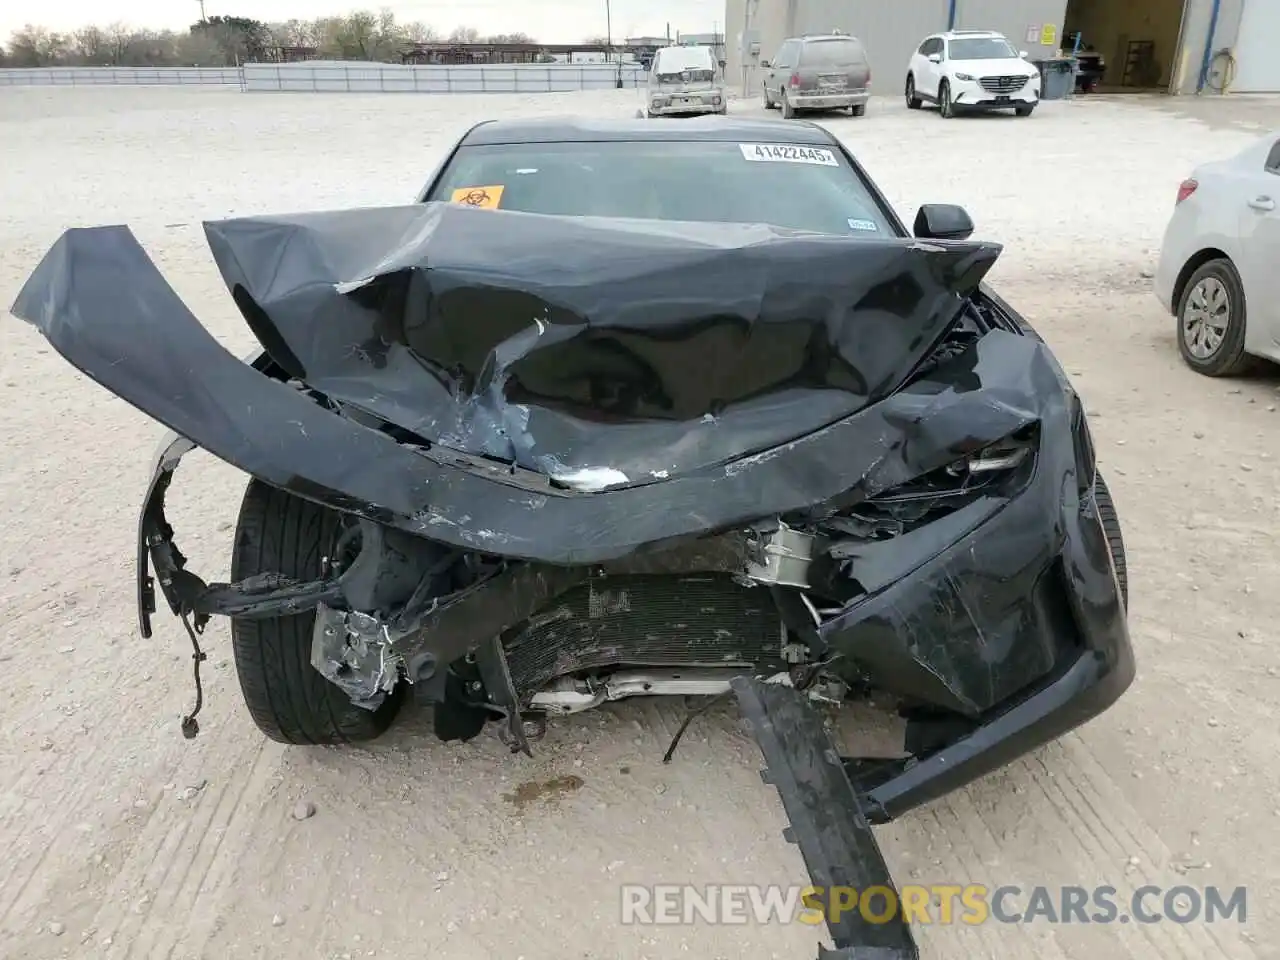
[724, 0, 1280, 97]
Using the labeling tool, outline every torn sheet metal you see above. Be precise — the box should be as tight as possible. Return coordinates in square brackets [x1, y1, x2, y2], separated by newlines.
[10, 218, 1062, 567]
[199, 203, 1000, 483]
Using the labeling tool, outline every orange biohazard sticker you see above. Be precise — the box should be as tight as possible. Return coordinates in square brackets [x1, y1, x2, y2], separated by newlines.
[451, 185, 505, 209]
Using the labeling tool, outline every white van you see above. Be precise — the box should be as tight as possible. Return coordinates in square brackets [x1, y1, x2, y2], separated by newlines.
[646, 45, 726, 117]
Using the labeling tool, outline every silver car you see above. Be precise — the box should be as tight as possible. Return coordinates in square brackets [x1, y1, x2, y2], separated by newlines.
[647, 45, 727, 118]
[762, 33, 872, 118]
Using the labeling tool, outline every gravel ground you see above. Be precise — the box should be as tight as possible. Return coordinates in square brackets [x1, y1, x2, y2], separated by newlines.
[2, 85, 1279, 960]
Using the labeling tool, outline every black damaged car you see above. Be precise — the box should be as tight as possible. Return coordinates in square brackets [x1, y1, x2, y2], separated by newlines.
[12, 116, 1134, 960]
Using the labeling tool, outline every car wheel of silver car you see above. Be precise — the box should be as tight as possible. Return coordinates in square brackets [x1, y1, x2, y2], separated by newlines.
[763, 85, 775, 109]
[1015, 103, 1036, 117]
[780, 90, 796, 119]
[850, 104, 866, 117]
[1176, 257, 1253, 377]
[230, 480, 405, 745]
[905, 74, 922, 109]
[939, 80, 955, 118]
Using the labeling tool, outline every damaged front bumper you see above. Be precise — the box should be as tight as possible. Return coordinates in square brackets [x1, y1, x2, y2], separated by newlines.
[735, 676, 919, 960]
[134, 364, 1132, 820]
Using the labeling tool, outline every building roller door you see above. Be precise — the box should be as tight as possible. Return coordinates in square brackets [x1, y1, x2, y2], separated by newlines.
[1232, 0, 1280, 93]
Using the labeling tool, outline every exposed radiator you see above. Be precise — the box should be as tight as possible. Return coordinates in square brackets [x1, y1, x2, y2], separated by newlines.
[502, 574, 785, 697]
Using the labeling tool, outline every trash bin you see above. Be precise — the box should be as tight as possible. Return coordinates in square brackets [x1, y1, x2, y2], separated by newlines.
[1034, 57, 1076, 100]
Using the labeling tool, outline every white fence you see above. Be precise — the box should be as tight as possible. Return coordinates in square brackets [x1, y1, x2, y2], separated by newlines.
[0, 66, 242, 86]
[0, 63, 648, 93]
[241, 61, 646, 93]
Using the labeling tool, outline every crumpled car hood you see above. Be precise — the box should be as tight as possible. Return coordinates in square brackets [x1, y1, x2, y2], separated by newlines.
[199, 202, 1000, 490]
[10, 206, 1054, 563]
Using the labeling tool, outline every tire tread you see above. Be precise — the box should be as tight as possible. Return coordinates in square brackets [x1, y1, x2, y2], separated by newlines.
[1094, 472, 1128, 609]
[230, 481, 400, 745]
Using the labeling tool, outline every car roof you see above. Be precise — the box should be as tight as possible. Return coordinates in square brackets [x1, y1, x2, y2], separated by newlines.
[459, 116, 840, 147]
[783, 33, 862, 43]
[938, 30, 1006, 39]
[653, 45, 716, 67]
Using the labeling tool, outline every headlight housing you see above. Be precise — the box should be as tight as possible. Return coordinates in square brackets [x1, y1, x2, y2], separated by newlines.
[823, 426, 1039, 542]
[954, 72, 976, 81]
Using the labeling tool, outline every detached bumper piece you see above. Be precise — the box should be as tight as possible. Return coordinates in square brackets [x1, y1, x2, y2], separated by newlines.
[733, 677, 919, 960]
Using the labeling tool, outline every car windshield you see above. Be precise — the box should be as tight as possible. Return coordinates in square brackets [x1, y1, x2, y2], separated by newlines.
[654, 48, 715, 81]
[426, 140, 895, 237]
[948, 37, 1017, 60]
[801, 38, 864, 66]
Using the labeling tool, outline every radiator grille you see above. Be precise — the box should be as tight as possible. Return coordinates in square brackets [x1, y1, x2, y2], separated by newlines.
[979, 75, 1028, 94]
[503, 574, 783, 696]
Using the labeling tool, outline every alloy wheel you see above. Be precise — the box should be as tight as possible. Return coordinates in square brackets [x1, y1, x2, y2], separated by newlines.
[1182, 276, 1230, 359]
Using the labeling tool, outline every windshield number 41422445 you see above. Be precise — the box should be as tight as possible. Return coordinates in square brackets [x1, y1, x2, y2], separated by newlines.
[739, 143, 838, 166]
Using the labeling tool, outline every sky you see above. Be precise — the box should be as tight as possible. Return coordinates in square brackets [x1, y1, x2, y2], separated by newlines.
[1, 0, 725, 45]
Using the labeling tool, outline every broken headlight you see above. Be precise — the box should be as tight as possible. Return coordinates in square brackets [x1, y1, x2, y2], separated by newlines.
[824, 426, 1038, 541]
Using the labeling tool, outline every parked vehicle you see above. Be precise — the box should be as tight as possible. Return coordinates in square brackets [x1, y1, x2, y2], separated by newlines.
[906, 29, 1042, 117]
[12, 115, 1132, 960]
[646, 44, 726, 117]
[761, 33, 872, 118]
[1155, 132, 1280, 376]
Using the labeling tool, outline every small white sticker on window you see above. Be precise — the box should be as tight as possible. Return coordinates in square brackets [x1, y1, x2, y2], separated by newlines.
[739, 143, 838, 166]
[847, 218, 879, 231]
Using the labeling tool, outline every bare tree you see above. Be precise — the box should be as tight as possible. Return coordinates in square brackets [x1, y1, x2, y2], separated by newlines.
[7, 25, 68, 66]
[277, 18, 319, 47]
[103, 21, 133, 64]
[70, 25, 107, 64]
[404, 21, 439, 43]
[175, 28, 224, 65]
[0, 10, 544, 67]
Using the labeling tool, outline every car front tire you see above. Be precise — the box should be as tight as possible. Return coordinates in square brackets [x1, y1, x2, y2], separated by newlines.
[1015, 102, 1036, 117]
[1175, 257, 1253, 377]
[1094, 472, 1128, 610]
[938, 79, 955, 118]
[230, 480, 404, 745]
[905, 74, 922, 109]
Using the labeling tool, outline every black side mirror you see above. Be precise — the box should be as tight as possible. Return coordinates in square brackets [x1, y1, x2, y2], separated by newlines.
[913, 203, 974, 240]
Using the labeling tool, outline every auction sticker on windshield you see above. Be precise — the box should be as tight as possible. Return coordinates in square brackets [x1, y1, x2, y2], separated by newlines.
[451, 185, 505, 209]
[739, 143, 838, 166]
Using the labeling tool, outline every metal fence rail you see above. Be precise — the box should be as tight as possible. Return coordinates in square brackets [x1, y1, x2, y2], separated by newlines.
[0, 63, 648, 93]
[240, 62, 647, 93]
[0, 67, 242, 86]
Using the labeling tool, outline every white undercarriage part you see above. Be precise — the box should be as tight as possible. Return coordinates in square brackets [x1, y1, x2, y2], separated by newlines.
[528, 667, 847, 715]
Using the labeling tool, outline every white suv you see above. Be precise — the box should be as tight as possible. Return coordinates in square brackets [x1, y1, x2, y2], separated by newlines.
[905, 30, 1041, 118]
